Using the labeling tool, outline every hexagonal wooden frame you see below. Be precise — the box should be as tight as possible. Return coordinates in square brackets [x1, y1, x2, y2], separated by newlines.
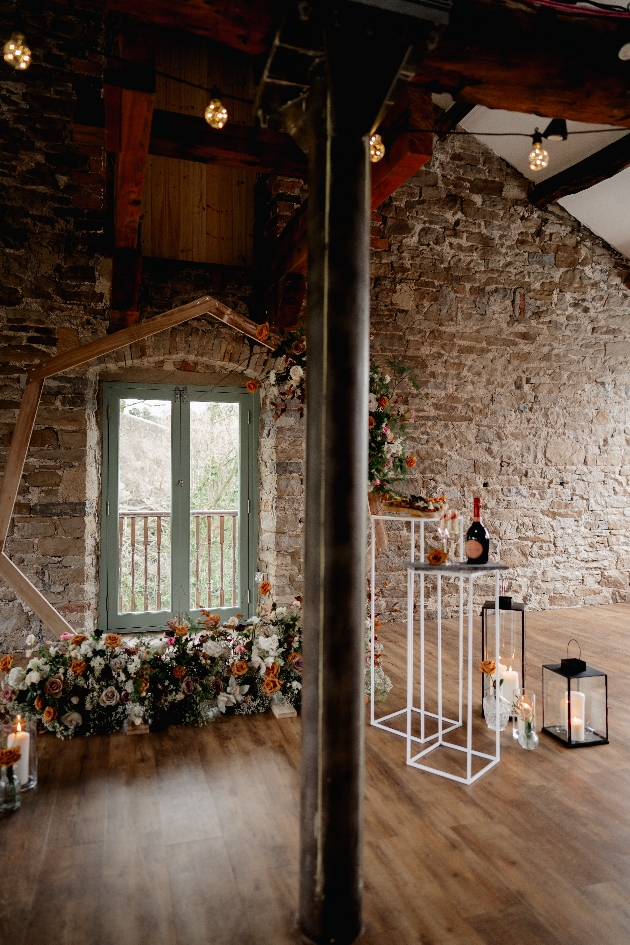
[0, 294, 272, 635]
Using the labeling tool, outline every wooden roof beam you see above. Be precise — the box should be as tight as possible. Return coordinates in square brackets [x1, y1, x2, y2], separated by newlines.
[529, 131, 630, 208]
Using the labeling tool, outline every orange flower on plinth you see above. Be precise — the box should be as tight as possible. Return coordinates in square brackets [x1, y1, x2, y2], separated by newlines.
[0, 654, 13, 673]
[71, 634, 87, 646]
[378, 396, 389, 409]
[104, 633, 122, 649]
[232, 660, 250, 677]
[259, 580, 272, 597]
[34, 695, 45, 711]
[246, 379, 259, 393]
[255, 322, 270, 341]
[262, 676, 282, 695]
[426, 548, 448, 566]
[266, 662, 281, 678]
[70, 659, 87, 676]
[479, 660, 496, 676]
[174, 624, 188, 637]
[405, 456, 417, 469]
[43, 706, 57, 723]
[202, 611, 221, 628]
[368, 416, 375, 429]
[173, 666, 186, 679]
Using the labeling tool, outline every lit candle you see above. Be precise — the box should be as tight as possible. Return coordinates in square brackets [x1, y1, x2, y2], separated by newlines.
[502, 666, 520, 712]
[7, 717, 30, 787]
[561, 690, 585, 731]
[570, 716, 585, 742]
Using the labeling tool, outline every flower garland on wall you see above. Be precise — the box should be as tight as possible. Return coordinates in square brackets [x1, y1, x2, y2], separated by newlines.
[0, 585, 392, 738]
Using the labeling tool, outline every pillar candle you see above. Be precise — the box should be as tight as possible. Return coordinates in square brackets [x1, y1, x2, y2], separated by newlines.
[7, 722, 30, 787]
[569, 717, 585, 742]
[502, 666, 520, 711]
[561, 690, 585, 729]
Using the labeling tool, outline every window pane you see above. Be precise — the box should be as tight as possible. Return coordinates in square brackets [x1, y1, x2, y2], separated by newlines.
[189, 401, 240, 610]
[118, 398, 171, 613]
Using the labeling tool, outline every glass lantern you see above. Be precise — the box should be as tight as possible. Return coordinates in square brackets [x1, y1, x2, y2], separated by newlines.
[542, 640, 608, 748]
[481, 597, 526, 719]
[8, 709, 38, 790]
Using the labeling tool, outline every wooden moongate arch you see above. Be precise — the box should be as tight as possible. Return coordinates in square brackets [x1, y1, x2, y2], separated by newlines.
[0, 295, 273, 636]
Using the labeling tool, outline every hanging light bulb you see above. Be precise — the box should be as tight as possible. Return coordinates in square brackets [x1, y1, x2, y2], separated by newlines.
[204, 92, 228, 130]
[528, 129, 549, 172]
[369, 133, 385, 163]
[3, 32, 31, 70]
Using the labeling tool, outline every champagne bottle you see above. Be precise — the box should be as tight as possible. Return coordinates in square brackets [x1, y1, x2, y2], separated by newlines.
[465, 497, 489, 564]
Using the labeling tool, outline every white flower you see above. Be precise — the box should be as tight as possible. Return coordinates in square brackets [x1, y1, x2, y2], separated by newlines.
[80, 641, 93, 658]
[149, 640, 168, 656]
[368, 393, 378, 411]
[91, 656, 105, 677]
[225, 616, 239, 628]
[249, 615, 261, 626]
[291, 681, 302, 691]
[60, 711, 82, 728]
[290, 364, 303, 382]
[25, 633, 36, 647]
[25, 671, 42, 686]
[217, 677, 250, 713]
[99, 686, 120, 707]
[175, 693, 184, 701]
[7, 666, 26, 689]
[257, 633, 280, 655]
[128, 657, 141, 675]
[203, 639, 228, 659]
[125, 679, 134, 693]
[384, 375, 390, 384]
[71, 696, 79, 705]
[48, 646, 58, 657]
[27, 657, 48, 674]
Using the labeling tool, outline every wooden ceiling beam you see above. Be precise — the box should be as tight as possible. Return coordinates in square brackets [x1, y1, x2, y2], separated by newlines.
[529, 131, 630, 208]
[74, 111, 308, 178]
[414, 0, 630, 128]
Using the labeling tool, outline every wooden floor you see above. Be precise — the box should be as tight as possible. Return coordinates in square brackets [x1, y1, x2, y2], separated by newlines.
[4, 603, 630, 945]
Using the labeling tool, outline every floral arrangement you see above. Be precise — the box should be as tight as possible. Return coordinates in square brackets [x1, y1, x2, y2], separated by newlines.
[368, 358, 421, 496]
[0, 592, 304, 739]
[265, 328, 306, 421]
[365, 581, 394, 703]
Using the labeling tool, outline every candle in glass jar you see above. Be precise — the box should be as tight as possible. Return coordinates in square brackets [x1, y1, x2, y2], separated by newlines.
[569, 716, 585, 742]
[502, 666, 520, 711]
[7, 718, 30, 787]
[561, 690, 585, 729]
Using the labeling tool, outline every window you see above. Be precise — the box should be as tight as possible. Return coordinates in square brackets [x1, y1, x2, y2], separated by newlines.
[100, 382, 258, 631]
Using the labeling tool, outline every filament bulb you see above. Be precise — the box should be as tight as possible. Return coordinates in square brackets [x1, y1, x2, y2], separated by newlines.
[204, 98, 228, 130]
[370, 133, 385, 163]
[528, 129, 549, 172]
[3, 32, 31, 70]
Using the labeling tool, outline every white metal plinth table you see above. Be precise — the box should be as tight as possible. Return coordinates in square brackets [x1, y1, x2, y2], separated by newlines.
[369, 513, 462, 740]
[404, 560, 509, 785]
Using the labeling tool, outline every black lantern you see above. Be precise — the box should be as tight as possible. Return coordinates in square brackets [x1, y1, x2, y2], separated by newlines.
[480, 596, 526, 718]
[542, 640, 608, 748]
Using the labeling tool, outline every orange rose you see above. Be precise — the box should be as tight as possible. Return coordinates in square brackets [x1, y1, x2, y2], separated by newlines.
[262, 677, 282, 695]
[202, 612, 221, 628]
[43, 706, 57, 723]
[70, 659, 87, 676]
[259, 580, 272, 597]
[479, 660, 496, 676]
[104, 633, 122, 649]
[426, 548, 448, 566]
[34, 695, 45, 711]
[137, 678, 150, 694]
[173, 666, 186, 679]
[246, 379, 259, 393]
[291, 339, 306, 355]
[266, 662, 281, 678]
[378, 396, 389, 409]
[174, 624, 188, 637]
[232, 660, 249, 677]
[255, 322, 270, 341]
[0, 747, 21, 766]
[374, 619, 382, 630]
[368, 416, 375, 429]
[288, 652, 300, 664]
[405, 456, 417, 469]
[0, 654, 13, 673]
[71, 634, 87, 646]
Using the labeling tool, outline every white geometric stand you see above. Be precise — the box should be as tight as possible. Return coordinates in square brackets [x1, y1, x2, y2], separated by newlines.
[404, 560, 508, 785]
[369, 513, 458, 740]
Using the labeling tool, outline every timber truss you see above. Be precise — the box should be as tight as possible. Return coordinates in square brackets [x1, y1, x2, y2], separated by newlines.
[0, 298, 272, 636]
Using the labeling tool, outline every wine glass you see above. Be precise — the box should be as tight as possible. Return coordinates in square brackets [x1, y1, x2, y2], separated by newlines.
[437, 510, 460, 563]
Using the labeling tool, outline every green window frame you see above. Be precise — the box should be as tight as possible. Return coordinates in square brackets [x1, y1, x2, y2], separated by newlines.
[99, 382, 258, 632]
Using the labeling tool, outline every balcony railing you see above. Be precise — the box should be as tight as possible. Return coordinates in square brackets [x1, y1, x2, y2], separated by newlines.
[118, 510, 238, 613]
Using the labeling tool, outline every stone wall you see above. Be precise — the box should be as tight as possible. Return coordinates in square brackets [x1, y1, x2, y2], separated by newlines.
[370, 133, 630, 613]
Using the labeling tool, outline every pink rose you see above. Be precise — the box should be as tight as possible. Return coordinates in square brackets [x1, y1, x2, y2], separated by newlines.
[1, 688, 13, 703]
[182, 678, 194, 695]
[168, 637, 175, 645]
[60, 632, 73, 641]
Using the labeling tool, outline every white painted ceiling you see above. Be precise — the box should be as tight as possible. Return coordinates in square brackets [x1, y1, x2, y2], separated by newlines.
[459, 105, 630, 260]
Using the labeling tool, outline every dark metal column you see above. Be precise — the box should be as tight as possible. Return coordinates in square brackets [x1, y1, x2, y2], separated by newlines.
[299, 66, 370, 945]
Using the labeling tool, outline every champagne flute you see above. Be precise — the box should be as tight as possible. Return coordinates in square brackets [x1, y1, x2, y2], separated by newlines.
[438, 510, 460, 563]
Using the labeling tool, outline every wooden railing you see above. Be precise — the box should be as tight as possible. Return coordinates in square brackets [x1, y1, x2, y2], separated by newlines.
[118, 510, 238, 613]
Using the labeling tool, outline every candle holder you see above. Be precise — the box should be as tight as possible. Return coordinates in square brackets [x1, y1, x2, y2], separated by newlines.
[8, 710, 37, 790]
[481, 597, 526, 720]
[513, 689, 539, 750]
[542, 640, 608, 748]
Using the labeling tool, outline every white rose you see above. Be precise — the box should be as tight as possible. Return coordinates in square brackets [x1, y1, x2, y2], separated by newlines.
[368, 393, 378, 411]
[289, 365, 303, 381]
[25, 634, 36, 647]
[71, 696, 79, 705]
[226, 616, 239, 628]
[7, 666, 26, 689]
[61, 711, 82, 728]
[25, 671, 41, 686]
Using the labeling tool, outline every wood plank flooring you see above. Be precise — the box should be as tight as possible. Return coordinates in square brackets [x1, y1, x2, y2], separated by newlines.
[3, 604, 630, 945]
